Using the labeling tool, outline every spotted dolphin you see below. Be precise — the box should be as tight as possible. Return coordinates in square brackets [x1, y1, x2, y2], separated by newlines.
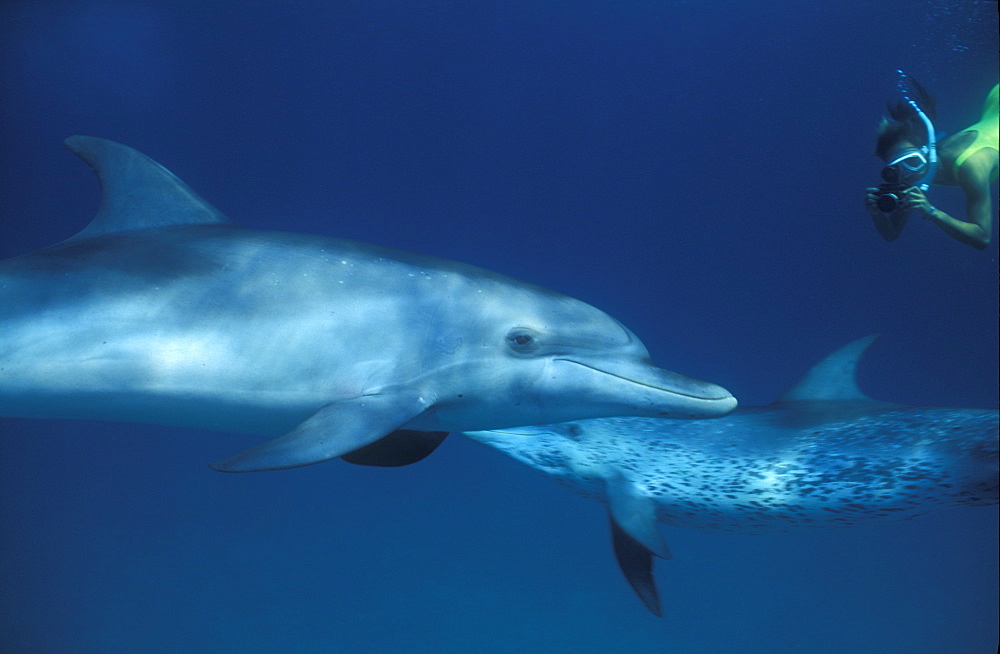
[465, 336, 999, 616]
[0, 137, 737, 471]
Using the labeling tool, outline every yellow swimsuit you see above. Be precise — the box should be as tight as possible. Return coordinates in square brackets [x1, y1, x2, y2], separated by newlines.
[953, 84, 999, 181]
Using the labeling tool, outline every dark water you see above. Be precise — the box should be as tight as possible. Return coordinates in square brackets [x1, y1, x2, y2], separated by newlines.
[1, 1, 997, 652]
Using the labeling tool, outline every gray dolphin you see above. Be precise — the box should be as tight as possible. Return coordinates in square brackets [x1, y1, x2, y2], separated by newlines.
[0, 136, 736, 472]
[465, 336, 999, 616]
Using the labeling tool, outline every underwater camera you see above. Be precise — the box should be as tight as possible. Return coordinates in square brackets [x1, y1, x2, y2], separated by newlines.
[874, 164, 912, 213]
[874, 182, 909, 213]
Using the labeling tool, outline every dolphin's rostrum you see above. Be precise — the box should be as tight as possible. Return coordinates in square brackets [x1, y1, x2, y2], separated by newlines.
[0, 136, 736, 472]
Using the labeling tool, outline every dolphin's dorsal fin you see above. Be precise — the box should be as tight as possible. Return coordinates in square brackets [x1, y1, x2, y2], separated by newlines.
[63, 135, 232, 242]
[777, 334, 879, 403]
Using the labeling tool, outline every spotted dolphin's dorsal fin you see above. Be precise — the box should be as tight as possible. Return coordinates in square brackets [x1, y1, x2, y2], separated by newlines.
[62, 135, 232, 243]
[777, 335, 880, 403]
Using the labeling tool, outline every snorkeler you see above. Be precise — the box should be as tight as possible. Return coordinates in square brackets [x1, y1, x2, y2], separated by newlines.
[865, 72, 998, 250]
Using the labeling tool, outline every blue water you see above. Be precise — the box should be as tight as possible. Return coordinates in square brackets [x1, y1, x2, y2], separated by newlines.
[1, 1, 997, 652]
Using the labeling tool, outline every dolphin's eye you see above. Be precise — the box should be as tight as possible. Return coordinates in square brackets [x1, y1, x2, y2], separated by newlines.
[506, 329, 539, 353]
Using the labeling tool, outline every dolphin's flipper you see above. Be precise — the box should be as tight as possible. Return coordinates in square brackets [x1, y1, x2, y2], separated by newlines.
[211, 393, 432, 472]
[606, 474, 670, 559]
[605, 473, 670, 617]
[610, 515, 663, 617]
[341, 430, 449, 467]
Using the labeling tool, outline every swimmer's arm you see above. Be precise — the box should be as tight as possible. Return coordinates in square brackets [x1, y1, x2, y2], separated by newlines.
[927, 151, 995, 250]
[865, 187, 908, 241]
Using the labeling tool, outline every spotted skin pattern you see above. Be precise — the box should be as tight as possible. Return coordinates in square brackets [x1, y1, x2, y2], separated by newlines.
[488, 406, 998, 533]
[470, 335, 999, 533]
[466, 337, 998, 616]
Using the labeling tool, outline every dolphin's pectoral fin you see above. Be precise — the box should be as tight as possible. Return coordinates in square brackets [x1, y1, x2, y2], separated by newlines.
[210, 393, 432, 472]
[341, 430, 449, 467]
[610, 515, 664, 618]
[606, 473, 669, 617]
[606, 474, 670, 559]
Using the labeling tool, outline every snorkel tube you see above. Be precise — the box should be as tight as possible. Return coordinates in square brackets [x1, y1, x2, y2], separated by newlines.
[896, 69, 938, 191]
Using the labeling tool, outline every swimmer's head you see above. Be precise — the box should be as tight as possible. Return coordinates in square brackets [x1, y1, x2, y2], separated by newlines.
[875, 76, 936, 161]
[881, 147, 929, 187]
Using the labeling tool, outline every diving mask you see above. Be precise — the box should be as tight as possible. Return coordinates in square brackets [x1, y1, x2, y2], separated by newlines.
[881, 148, 929, 186]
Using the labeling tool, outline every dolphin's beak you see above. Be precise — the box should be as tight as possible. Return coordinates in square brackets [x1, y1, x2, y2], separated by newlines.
[554, 357, 737, 418]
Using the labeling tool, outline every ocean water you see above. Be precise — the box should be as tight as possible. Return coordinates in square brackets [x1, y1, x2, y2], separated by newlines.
[0, 1, 997, 653]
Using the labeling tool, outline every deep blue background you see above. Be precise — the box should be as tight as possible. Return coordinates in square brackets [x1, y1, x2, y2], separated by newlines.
[1, 1, 997, 652]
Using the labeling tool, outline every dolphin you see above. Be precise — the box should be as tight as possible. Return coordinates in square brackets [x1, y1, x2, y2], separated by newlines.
[465, 336, 999, 616]
[0, 136, 736, 472]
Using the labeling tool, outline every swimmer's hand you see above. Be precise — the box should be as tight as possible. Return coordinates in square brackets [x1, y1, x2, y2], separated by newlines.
[903, 187, 936, 218]
[864, 187, 882, 216]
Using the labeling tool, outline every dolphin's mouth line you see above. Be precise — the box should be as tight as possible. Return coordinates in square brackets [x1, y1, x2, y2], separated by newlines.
[553, 358, 730, 401]
[469, 428, 543, 437]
